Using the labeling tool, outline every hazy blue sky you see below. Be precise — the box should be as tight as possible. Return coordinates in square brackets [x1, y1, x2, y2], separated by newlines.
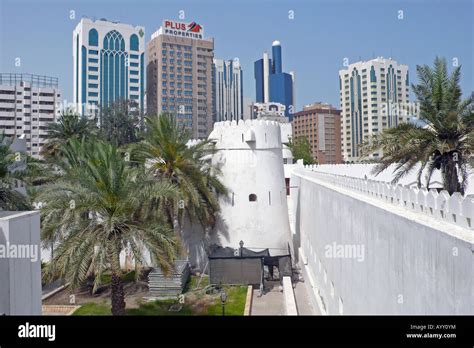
[0, 0, 472, 109]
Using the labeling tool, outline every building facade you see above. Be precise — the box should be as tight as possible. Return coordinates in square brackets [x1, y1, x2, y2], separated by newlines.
[147, 20, 214, 138]
[251, 102, 286, 119]
[73, 18, 145, 115]
[0, 73, 61, 158]
[339, 57, 410, 162]
[254, 41, 295, 119]
[213, 58, 243, 122]
[292, 103, 342, 164]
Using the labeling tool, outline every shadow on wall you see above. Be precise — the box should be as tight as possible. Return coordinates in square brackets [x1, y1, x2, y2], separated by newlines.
[291, 176, 302, 263]
[293, 188, 302, 262]
[180, 215, 230, 272]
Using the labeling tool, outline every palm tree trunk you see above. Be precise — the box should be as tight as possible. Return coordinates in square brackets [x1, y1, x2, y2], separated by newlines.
[442, 155, 460, 195]
[110, 273, 126, 316]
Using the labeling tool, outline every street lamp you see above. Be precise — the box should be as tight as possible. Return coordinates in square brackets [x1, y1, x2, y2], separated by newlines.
[220, 289, 227, 316]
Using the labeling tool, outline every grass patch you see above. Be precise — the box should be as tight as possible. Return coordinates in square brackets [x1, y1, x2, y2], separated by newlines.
[72, 302, 111, 316]
[206, 285, 248, 316]
[73, 300, 193, 316]
[184, 274, 209, 292]
[126, 300, 194, 316]
[73, 284, 248, 316]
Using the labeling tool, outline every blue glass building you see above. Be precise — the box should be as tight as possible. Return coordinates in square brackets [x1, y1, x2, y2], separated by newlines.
[254, 41, 294, 119]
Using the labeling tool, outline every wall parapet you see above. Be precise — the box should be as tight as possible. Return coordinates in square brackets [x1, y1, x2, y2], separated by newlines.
[296, 166, 474, 231]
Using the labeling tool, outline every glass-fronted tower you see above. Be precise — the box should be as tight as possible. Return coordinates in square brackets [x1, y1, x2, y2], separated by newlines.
[213, 58, 243, 122]
[254, 41, 294, 119]
[73, 18, 145, 115]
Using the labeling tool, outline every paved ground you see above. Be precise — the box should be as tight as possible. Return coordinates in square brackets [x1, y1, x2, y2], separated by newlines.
[251, 281, 285, 315]
[251, 279, 319, 315]
[294, 280, 319, 315]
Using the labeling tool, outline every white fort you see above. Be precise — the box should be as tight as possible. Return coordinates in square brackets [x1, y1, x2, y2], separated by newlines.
[208, 120, 292, 255]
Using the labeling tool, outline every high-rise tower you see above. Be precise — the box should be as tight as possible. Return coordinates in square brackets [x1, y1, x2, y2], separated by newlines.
[0, 73, 61, 159]
[213, 58, 243, 122]
[254, 41, 294, 119]
[146, 19, 214, 139]
[339, 57, 411, 162]
[73, 18, 145, 115]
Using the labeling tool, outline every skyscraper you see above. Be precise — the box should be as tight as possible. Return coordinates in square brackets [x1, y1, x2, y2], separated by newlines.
[254, 41, 294, 119]
[146, 19, 214, 138]
[213, 58, 243, 122]
[339, 57, 411, 162]
[0, 73, 61, 158]
[73, 18, 145, 115]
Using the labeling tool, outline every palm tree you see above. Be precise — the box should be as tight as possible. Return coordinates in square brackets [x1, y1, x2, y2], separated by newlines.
[131, 113, 227, 237]
[41, 109, 97, 159]
[97, 99, 141, 146]
[0, 134, 30, 210]
[361, 57, 473, 195]
[39, 138, 179, 315]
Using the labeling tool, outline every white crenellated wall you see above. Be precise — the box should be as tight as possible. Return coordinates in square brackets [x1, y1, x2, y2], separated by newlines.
[210, 120, 292, 255]
[291, 165, 473, 314]
[280, 122, 293, 164]
[302, 165, 474, 230]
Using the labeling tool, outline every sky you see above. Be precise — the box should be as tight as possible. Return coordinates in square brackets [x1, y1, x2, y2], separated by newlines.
[0, 0, 472, 110]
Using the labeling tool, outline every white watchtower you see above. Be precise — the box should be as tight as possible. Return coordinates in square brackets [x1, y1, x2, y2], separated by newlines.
[209, 120, 292, 255]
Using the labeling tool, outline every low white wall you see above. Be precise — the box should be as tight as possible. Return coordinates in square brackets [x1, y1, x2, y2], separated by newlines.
[291, 168, 473, 315]
[282, 276, 298, 315]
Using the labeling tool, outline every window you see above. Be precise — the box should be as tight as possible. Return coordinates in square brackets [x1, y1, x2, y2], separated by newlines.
[130, 34, 139, 51]
[249, 194, 257, 202]
[88, 29, 98, 46]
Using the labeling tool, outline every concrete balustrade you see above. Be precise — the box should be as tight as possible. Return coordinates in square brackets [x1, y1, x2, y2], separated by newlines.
[300, 165, 474, 231]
